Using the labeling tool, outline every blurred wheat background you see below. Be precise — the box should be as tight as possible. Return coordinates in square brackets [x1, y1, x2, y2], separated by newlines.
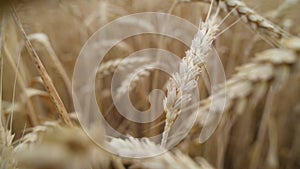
[0, 0, 300, 169]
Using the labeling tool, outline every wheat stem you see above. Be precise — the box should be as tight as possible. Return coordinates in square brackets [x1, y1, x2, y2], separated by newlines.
[10, 6, 73, 127]
[0, 12, 5, 125]
[4, 46, 40, 125]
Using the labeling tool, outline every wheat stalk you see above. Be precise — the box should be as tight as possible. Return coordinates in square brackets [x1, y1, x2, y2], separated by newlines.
[10, 6, 73, 127]
[4, 44, 41, 125]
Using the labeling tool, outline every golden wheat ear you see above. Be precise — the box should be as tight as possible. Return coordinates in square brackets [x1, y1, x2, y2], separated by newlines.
[109, 136, 216, 169]
[189, 0, 290, 47]
[161, 6, 221, 147]
[27, 33, 73, 110]
[14, 122, 109, 169]
[180, 37, 300, 168]
[9, 6, 73, 127]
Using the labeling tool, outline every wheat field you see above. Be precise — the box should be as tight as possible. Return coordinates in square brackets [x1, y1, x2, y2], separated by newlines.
[0, 0, 300, 169]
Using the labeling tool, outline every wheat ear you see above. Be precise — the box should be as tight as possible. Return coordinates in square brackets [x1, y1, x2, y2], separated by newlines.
[15, 121, 109, 169]
[27, 33, 72, 103]
[108, 137, 215, 169]
[191, 0, 290, 46]
[195, 37, 300, 138]
[161, 7, 220, 147]
[10, 6, 73, 127]
[221, 0, 289, 42]
[97, 57, 151, 78]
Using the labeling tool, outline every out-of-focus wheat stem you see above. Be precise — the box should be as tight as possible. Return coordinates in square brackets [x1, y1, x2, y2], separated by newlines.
[4, 46, 40, 125]
[10, 6, 73, 127]
[0, 12, 5, 125]
[0, 14, 17, 167]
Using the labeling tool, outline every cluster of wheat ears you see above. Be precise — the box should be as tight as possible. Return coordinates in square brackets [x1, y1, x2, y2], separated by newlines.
[0, 0, 300, 169]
